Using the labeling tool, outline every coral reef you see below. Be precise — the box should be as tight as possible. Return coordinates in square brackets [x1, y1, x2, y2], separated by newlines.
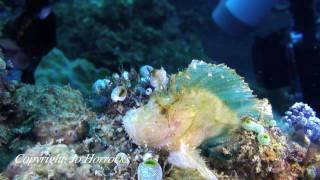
[14, 84, 94, 144]
[0, 63, 155, 178]
[201, 123, 306, 179]
[1, 59, 319, 179]
[0, 53, 28, 171]
[54, 0, 208, 72]
[35, 48, 109, 94]
[3, 144, 107, 179]
[0, 82, 95, 170]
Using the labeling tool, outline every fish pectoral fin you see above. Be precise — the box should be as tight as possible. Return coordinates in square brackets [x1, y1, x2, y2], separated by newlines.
[168, 142, 218, 180]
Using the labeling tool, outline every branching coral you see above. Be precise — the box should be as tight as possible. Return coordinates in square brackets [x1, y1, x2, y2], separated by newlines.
[123, 60, 273, 179]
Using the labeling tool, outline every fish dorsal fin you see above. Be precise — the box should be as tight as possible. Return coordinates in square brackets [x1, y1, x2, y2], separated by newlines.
[171, 60, 273, 121]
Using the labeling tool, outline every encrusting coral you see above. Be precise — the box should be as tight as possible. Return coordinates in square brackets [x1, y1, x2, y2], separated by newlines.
[123, 60, 273, 179]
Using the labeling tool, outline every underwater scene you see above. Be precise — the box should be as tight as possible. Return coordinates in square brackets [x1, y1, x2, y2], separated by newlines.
[0, 0, 320, 179]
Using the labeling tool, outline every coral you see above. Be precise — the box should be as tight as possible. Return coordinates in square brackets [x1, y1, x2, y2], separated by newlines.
[137, 159, 162, 180]
[54, 0, 208, 72]
[166, 167, 206, 180]
[14, 84, 95, 144]
[2, 58, 319, 179]
[202, 127, 306, 179]
[283, 102, 320, 143]
[123, 60, 273, 179]
[35, 48, 108, 94]
[89, 64, 155, 110]
[0, 75, 29, 171]
[3, 144, 106, 179]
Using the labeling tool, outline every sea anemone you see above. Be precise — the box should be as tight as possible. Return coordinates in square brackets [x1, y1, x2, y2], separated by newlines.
[123, 60, 272, 179]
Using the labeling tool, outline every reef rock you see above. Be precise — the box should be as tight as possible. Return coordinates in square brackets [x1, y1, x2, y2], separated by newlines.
[14, 84, 95, 144]
[3, 144, 105, 179]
